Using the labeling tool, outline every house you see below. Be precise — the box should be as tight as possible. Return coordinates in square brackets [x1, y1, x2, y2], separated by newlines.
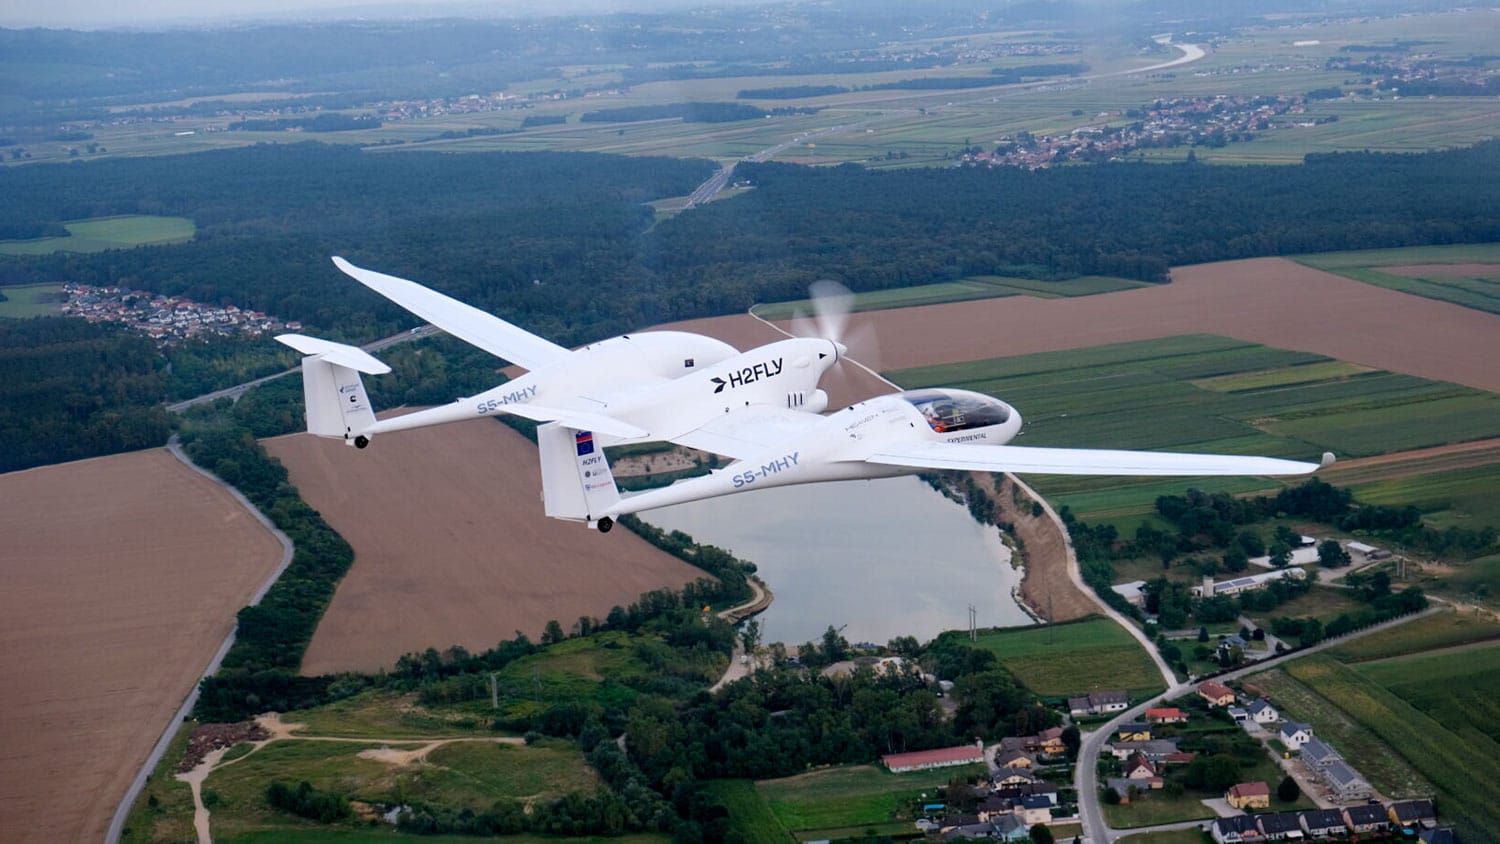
[1106, 738, 1180, 761]
[1218, 633, 1249, 659]
[1389, 799, 1438, 828]
[1123, 754, 1156, 780]
[1256, 811, 1303, 841]
[991, 813, 1030, 842]
[1069, 689, 1130, 716]
[1116, 722, 1152, 742]
[1226, 781, 1271, 810]
[996, 748, 1034, 770]
[1211, 814, 1263, 844]
[1299, 808, 1347, 838]
[883, 743, 984, 772]
[994, 768, 1037, 787]
[1228, 705, 1250, 724]
[993, 781, 1059, 805]
[1199, 681, 1237, 707]
[1300, 736, 1341, 769]
[976, 795, 1013, 822]
[1163, 750, 1197, 766]
[1418, 829, 1456, 844]
[1246, 698, 1279, 724]
[1033, 726, 1066, 757]
[1145, 707, 1187, 724]
[1014, 795, 1053, 826]
[1323, 760, 1370, 801]
[1343, 803, 1392, 835]
[1278, 721, 1313, 750]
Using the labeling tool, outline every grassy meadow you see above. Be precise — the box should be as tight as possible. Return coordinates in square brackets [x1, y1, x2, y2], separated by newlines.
[753, 764, 981, 841]
[0, 282, 64, 317]
[972, 616, 1164, 699]
[0, 215, 194, 255]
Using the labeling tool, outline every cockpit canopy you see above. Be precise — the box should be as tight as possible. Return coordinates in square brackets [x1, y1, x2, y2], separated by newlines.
[902, 388, 1012, 433]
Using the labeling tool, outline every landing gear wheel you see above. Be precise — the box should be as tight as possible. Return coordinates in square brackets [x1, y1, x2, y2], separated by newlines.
[354, 435, 370, 449]
[597, 517, 613, 533]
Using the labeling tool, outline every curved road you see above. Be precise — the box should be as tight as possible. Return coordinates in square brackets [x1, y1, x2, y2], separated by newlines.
[104, 436, 296, 844]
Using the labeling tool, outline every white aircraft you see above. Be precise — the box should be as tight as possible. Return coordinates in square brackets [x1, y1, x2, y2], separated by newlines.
[275, 257, 849, 515]
[556, 387, 1333, 532]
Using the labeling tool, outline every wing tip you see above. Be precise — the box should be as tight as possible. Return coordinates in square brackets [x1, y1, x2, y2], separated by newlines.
[1319, 451, 1337, 469]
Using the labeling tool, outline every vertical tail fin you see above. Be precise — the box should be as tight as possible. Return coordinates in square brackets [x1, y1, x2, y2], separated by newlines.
[276, 334, 390, 444]
[538, 423, 622, 529]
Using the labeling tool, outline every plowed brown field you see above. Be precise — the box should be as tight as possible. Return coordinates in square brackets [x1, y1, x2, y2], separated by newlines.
[0, 449, 283, 844]
[267, 418, 706, 675]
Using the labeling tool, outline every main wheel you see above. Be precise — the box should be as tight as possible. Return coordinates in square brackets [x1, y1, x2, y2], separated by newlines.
[597, 517, 614, 533]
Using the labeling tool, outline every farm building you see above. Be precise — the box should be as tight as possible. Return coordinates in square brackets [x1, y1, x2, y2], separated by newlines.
[881, 743, 983, 773]
[1110, 580, 1148, 608]
[1196, 568, 1306, 597]
[1346, 540, 1393, 561]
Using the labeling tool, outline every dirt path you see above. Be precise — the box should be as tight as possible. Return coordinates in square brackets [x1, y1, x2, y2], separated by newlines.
[177, 713, 527, 844]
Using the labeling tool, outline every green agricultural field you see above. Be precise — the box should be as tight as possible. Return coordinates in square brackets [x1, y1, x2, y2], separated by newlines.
[887, 334, 1500, 523]
[1279, 654, 1500, 837]
[1247, 668, 1433, 799]
[0, 282, 64, 317]
[1349, 463, 1500, 531]
[755, 764, 976, 837]
[1359, 643, 1500, 745]
[225, 832, 669, 844]
[702, 780, 793, 844]
[754, 274, 1147, 319]
[1297, 243, 1500, 315]
[1326, 609, 1500, 662]
[0, 215, 194, 255]
[972, 616, 1164, 698]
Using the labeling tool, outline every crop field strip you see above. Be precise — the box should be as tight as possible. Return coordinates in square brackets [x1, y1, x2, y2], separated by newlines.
[0, 215, 195, 255]
[885, 334, 1500, 520]
[1279, 654, 1500, 837]
[754, 273, 1149, 319]
[753, 764, 978, 839]
[1297, 243, 1500, 315]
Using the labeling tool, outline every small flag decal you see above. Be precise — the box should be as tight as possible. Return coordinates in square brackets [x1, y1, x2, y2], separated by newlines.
[575, 430, 595, 456]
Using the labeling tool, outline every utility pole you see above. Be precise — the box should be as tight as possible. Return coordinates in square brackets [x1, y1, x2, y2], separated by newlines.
[968, 604, 977, 642]
[488, 671, 499, 710]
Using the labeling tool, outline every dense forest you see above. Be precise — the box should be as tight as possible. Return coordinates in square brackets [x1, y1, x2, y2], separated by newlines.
[4, 140, 1500, 472]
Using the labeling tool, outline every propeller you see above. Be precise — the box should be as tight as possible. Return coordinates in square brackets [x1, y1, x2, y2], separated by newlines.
[789, 280, 883, 405]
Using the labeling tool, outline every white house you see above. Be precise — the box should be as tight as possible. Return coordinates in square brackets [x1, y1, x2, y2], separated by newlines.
[1279, 721, 1313, 750]
[1246, 698, 1279, 724]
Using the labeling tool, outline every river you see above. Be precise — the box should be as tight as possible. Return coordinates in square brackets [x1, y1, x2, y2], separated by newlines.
[638, 475, 1031, 645]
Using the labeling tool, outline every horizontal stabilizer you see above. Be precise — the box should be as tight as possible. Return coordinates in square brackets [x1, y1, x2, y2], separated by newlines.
[866, 443, 1324, 477]
[276, 334, 391, 374]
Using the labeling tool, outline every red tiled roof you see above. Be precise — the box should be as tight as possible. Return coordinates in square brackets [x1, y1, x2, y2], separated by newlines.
[1229, 781, 1270, 798]
[882, 745, 983, 769]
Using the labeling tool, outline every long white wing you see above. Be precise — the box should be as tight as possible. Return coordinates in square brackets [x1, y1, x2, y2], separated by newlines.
[866, 442, 1330, 476]
[671, 404, 823, 459]
[333, 256, 570, 371]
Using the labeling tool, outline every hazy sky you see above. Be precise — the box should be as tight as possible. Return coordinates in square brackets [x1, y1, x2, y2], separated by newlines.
[0, 0, 723, 29]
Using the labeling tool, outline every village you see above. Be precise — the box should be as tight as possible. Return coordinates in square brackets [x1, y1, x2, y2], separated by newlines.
[60, 283, 298, 344]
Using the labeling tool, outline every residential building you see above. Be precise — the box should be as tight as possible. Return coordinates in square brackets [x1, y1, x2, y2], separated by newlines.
[1015, 795, 1053, 826]
[1299, 808, 1346, 838]
[1211, 814, 1262, 844]
[1300, 736, 1341, 769]
[1226, 781, 1271, 810]
[994, 768, 1037, 787]
[996, 748, 1034, 770]
[1418, 829, 1456, 844]
[1144, 707, 1187, 724]
[1033, 726, 1067, 757]
[1228, 705, 1249, 724]
[1106, 738, 1180, 761]
[991, 813, 1030, 842]
[1246, 698, 1279, 724]
[1343, 803, 1392, 835]
[1123, 754, 1156, 780]
[1257, 811, 1303, 841]
[1116, 722, 1152, 742]
[993, 781, 1059, 805]
[1068, 689, 1130, 716]
[1390, 799, 1438, 829]
[1199, 681, 1236, 707]
[883, 743, 984, 773]
[1323, 760, 1370, 801]
[1279, 721, 1313, 750]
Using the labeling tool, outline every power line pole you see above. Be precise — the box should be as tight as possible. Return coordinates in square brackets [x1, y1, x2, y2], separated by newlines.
[968, 604, 977, 642]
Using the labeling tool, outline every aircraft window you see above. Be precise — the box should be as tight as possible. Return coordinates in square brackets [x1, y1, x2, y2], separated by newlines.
[904, 390, 1010, 432]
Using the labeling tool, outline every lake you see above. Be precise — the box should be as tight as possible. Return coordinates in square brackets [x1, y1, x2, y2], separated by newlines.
[638, 475, 1031, 645]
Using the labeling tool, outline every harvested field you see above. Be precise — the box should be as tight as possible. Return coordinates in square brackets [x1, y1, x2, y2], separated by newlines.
[266, 417, 708, 675]
[1318, 437, 1500, 486]
[0, 449, 283, 844]
[746, 257, 1500, 395]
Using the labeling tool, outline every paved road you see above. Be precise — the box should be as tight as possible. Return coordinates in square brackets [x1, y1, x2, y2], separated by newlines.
[1073, 605, 1441, 843]
[105, 435, 296, 844]
[165, 324, 439, 413]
